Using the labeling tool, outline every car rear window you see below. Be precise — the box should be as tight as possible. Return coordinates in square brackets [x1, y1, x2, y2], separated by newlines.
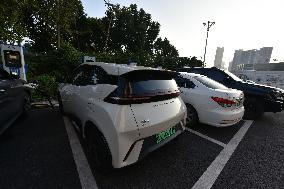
[194, 75, 228, 90]
[119, 70, 179, 97]
[129, 79, 178, 96]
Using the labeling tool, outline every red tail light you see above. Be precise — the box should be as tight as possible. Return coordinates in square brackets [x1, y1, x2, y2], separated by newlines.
[211, 97, 236, 107]
[104, 92, 180, 105]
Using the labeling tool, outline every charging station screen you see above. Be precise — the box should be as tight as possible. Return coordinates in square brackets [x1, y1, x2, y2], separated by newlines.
[4, 50, 22, 68]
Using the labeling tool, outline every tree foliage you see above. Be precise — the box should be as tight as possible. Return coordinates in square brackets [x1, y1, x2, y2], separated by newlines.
[0, 0, 28, 42]
[1, 1, 203, 78]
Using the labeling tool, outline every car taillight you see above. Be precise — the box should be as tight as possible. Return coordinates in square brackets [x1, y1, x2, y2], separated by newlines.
[211, 97, 236, 108]
[104, 91, 180, 105]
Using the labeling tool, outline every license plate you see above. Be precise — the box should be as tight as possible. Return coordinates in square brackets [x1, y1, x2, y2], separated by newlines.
[156, 127, 176, 144]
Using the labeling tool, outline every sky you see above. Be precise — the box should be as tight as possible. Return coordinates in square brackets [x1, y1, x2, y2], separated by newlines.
[81, 0, 284, 68]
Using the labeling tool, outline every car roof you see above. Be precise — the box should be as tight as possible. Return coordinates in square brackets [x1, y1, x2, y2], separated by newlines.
[82, 62, 160, 75]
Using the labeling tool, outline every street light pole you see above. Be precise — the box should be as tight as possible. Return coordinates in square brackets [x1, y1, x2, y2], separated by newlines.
[203, 21, 215, 67]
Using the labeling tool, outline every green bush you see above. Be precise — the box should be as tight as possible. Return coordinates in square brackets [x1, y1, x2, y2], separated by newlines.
[26, 42, 83, 83]
[31, 75, 58, 101]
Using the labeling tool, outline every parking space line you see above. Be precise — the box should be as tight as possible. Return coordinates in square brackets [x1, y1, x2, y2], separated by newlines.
[185, 128, 226, 148]
[63, 117, 98, 189]
[191, 120, 254, 189]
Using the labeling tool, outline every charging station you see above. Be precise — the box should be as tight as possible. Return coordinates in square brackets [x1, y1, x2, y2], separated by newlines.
[0, 44, 27, 81]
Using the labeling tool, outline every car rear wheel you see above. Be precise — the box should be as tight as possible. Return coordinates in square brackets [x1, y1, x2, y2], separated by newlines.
[86, 127, 112, 173]
[186, 104, 199, 126]
[243, 98, 264, 120]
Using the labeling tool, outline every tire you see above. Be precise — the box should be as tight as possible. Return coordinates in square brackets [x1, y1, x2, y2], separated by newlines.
[243, 98, 264, 120]
[86, 127, 112, 173]
[22, 92, 31, 116]
[57, 93, 65, 115]
[186, 104, 199, 127]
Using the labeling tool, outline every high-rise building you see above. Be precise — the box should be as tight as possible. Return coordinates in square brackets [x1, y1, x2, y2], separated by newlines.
[228, 61, 233, 71]
[257, 47, 273, 64]
[231, 47, 273, 71]
[214, 47, 224, 69]
[231, 49, 243, 71]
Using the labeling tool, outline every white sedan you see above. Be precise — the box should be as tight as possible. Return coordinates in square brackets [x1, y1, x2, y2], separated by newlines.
[175, 72, 245, 127]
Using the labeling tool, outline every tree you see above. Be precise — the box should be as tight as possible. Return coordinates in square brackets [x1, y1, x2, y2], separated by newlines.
[0, 0, 28, 43]
[1, 0, 85, 51]
[177, 56, 204, 68]
[101, 4, 160, 63]
[152, 37, 179, 69]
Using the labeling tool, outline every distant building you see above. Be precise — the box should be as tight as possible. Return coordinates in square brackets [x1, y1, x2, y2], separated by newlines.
[257, 47, 273, 64]
[231, 47, 273, 71]
[228, 61, 233, 71]
[236, 62, 284, 71]
[214, 47, 224, 69]
[221, 61, 225, 69]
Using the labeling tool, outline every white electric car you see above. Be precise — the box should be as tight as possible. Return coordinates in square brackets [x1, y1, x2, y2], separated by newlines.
[58, 62, 187, 170]
[175, 72, 244, 127]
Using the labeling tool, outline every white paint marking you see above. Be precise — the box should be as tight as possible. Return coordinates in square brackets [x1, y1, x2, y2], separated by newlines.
[63, 117, 98, 189]
[185, 128, 226, 148]
[191, 120, 254, 189]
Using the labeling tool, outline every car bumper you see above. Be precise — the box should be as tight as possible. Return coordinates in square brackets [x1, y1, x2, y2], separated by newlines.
[200, 107, 245, 127]
[138, 122, 184, 160]
[114, 120, 185, 168]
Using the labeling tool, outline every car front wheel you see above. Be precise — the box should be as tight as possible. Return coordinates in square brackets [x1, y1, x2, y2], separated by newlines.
[186, 104, 199, 127]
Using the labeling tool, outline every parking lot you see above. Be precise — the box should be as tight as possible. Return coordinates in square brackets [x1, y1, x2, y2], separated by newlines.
[1, 107, 284, 189]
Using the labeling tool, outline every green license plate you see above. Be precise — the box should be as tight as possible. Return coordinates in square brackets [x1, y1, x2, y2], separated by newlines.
[156, 127, 176, 144]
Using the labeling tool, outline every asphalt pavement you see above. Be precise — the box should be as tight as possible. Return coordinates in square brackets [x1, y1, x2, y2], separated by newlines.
[0, 108, 284, 189]
[0, 109, 81, 189]
[212, 112, 284, 189]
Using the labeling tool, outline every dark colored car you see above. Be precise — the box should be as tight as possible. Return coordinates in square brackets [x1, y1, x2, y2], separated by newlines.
[178, 67, 284, 120]
[0, 68, 31, 134]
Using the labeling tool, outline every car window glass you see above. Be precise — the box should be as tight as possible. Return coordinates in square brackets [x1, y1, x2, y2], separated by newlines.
[193, 75, 228, 90]
[185, 78, 195, 89]
[174, 75, 186, 87]
[72, 67, 83, 85]
[224, 70, 242, 81]
[204, 70, 226, 82]
[73, 65, 118, 86]
[77, 65, 95, 85]
[93, 66, 117, 84]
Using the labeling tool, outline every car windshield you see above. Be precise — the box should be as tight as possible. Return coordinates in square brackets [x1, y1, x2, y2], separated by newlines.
[193, 75, 228, 90]
[224, 70, 242, 82]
